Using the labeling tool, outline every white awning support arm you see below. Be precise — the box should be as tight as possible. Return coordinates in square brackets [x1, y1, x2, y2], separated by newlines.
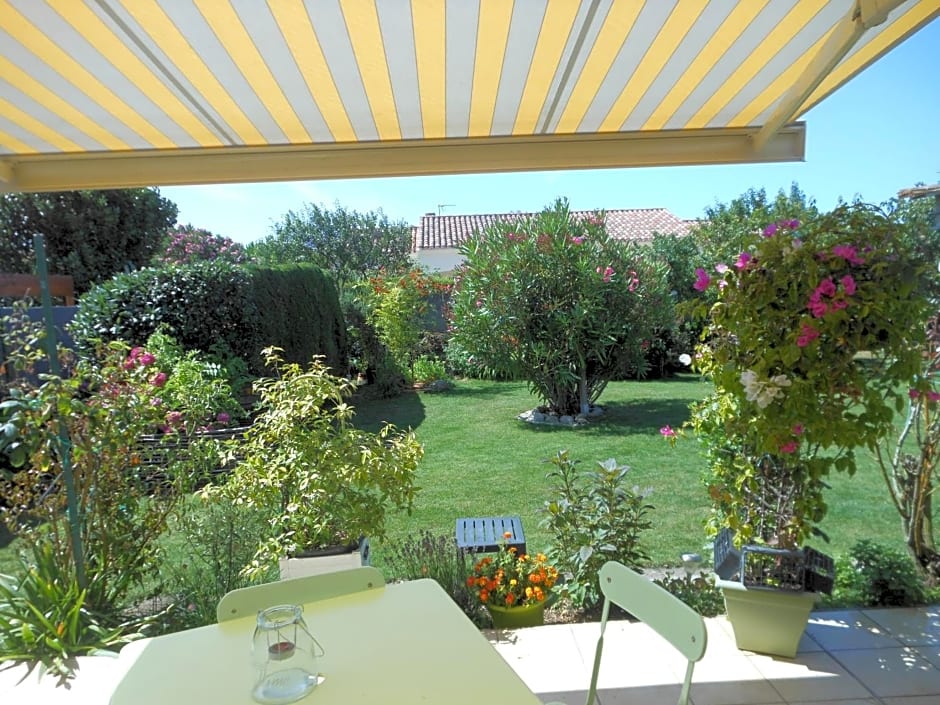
[753, 0, 903, 153]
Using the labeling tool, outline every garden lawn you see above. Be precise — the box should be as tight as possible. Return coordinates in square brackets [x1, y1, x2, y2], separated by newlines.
[353, 375, 905, 570]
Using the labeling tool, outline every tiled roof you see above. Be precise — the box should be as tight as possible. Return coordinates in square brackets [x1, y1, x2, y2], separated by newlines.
[411, 208, 693, 252]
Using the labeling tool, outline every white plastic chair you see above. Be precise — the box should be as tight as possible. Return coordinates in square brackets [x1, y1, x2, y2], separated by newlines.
[580, 561, 708, 705]
[216, 566, 384, 622]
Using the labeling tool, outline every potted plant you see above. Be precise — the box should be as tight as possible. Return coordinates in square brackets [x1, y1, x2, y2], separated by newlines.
[466, 532, 559, 628]
[664, 203, 931, 657]
[207, 347, 423, 580]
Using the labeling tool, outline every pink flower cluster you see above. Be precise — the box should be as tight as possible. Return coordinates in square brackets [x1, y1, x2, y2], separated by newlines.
[123, 346, 156, 370]
[762, 219, 800, 237]
[596, 266, 614, 283]
[828, 244, 865, 266]
[909, 388, 940, 403]
[779, 424, 804, 454]
[806, 275, 856, 319]
[570, 235, 585, 245]
[693, 268, 710, 291]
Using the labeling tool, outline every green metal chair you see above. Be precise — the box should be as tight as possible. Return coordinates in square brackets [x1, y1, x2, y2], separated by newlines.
[584, 561, 708, 705]
[216, 566, 385, 622]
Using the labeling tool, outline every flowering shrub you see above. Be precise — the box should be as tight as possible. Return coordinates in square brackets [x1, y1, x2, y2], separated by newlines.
[157, 225, 247, 266]
[450, 198, 671, 415]
[467, 533, 559, 608]
[670, 203, 931, 548]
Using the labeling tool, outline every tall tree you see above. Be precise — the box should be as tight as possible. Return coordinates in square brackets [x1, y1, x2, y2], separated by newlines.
[693, 183, 819, 266]
[0, 189, 178, 293]
[249, 202, 412, 293]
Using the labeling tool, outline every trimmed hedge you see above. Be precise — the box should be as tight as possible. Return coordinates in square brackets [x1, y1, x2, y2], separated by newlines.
[70, 262, 346, 374]
[247, 264, 346, 373]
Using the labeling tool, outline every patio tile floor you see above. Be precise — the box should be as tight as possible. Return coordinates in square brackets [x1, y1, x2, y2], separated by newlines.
[486, 606, 940, 705]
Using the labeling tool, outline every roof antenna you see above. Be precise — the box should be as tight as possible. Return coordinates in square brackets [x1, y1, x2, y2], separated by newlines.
[437, 204, 455, 215]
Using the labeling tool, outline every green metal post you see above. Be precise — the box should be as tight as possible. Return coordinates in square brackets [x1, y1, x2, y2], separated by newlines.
[33, 235, 86, 589]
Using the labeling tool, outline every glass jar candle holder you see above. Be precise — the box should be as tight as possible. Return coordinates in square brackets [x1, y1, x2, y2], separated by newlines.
[251, 604, 323, 704]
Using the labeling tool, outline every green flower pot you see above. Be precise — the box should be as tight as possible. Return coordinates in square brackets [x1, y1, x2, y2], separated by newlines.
[716, 578, 820, 658]
[486, 600, 547, 629]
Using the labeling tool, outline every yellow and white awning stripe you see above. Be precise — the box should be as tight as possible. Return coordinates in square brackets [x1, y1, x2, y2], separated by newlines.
[0, 0, 936, 191]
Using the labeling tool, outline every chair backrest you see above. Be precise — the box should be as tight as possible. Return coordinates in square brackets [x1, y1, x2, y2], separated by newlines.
[586, 561, 707, 705]
[216, 566, 385, 622]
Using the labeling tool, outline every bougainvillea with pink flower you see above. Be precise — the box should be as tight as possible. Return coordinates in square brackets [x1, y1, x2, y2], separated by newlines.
[671, 203, 931, 548]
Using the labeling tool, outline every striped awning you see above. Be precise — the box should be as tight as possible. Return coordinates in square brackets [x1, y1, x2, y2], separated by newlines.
[1, 0, 937, 192]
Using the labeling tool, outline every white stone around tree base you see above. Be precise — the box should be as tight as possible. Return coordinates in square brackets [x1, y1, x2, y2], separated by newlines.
[517, 406, 604, 427]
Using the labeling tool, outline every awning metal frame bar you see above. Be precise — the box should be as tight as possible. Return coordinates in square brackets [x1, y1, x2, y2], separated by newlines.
[753, 0, 902, 153]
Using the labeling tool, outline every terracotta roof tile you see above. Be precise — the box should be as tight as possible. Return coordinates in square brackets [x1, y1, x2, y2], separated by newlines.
[411, 208, 692, 252]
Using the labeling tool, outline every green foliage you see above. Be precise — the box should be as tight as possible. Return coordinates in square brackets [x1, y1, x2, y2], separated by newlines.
[70, 261, 261, 365]
[70, 262, 347, 376]
[249, 201, 413, 294]
[208, 348, 423, 579]
[381, 530, 484, 626]
[653, 572, 725, 617]
[0, 343, 181, 614]
[145, 331, 244, 434]
[0, 541, 138, 676]
[828, 540, 927, 607]
[0, 189, 178, 293]
[342, 294, 406, 397]
[247, 263, 347, 374]
[680, 202, 932, 548]
[155, 224, 247, 266]
[541, 450, 654, 608]
[155, 495, 275, 630]
[412, 356, 447, 384]
[692, 184, 819, 267]
[450, 198, 672, 415]
[356, 269, 450, 377]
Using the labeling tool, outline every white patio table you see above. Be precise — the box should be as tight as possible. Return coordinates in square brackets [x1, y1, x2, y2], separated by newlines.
[109, 578, 541, 705]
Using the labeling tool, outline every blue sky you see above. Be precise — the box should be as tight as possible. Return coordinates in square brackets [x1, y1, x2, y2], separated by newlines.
[162, 19, 939, 246]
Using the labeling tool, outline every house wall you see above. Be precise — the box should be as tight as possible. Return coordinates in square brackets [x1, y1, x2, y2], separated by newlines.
[413, 248, 463, 273]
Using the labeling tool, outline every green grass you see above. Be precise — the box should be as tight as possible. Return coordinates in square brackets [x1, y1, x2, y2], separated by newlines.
[354, 374, 906, 569]
[0, 374, 913, 577]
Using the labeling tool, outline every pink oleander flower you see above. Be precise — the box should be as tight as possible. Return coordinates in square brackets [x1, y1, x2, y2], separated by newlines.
[166, 410, 183, 426]
[129, 346, 143, 359]
[808, 299, 828, 318]
[715, 263, 729, 274]
[659, 425, 677, 437]
[216, 412, 231, 424]
[693, 268, 711, 292]
[627, 271, 639, 292]
[570, 236, 584, 245]
[909, 388, 921, 400]
[150, 371, 167, 387]
[734, 252, 752, 269]
[784, 219, 800, 229]
[762, 223, 778, 237]
[779, 441, 799, 454]
[138, 352, 156, 366]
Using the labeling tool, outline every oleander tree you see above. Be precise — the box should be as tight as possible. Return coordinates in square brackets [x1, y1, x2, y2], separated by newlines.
[449, 198, 672, 416]
[155, 224, 247, 266]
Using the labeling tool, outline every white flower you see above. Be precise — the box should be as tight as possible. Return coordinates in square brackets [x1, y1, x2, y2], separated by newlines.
[740, 370, 790, 409]
[678, 353, 692, 366]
